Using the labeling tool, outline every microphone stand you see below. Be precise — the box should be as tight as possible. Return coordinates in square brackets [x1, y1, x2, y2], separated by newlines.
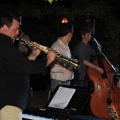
[93, 37, 119, 76]
[93, 38, 120, 113]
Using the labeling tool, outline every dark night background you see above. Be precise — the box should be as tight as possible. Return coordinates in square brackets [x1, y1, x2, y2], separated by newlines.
[0, 0, 120, 109]
[0, 0, 120, 86]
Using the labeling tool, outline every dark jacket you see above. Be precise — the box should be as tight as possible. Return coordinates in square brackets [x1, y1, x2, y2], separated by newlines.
[0, 33, 47, 110]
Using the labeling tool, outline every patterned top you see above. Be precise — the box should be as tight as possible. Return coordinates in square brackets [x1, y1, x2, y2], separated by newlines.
[50, 38, 74, 81]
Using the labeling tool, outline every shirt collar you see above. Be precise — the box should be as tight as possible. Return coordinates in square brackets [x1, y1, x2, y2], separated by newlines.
[58, 37, 68, 48]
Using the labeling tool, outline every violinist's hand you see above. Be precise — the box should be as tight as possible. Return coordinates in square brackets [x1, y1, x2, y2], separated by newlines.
[95, 66, 104, 74]
[28, 48, 41, 60]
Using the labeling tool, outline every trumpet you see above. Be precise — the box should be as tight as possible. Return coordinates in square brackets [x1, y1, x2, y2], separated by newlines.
[16, 37, 80, 68]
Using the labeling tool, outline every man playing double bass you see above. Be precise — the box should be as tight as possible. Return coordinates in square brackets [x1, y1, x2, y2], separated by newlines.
[74, 25, 104, 88]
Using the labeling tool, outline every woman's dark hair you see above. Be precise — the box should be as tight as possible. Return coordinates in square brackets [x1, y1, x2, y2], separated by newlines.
[0, 11, 20, 28]
[58, 22, 74, 37]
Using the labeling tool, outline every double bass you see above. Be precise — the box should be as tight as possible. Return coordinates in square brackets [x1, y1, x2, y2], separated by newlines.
[87, 38, 120, 119]
[108, 73, 120, 120]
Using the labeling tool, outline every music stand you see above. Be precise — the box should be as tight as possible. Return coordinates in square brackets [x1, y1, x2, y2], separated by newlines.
[46, 85, 91, 115]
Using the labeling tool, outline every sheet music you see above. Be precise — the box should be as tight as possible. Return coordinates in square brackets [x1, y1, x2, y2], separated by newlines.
[48, 86, 75, 109]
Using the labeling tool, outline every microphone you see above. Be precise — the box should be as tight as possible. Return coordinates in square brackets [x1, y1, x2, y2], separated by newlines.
[93, 38, 102, 51]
